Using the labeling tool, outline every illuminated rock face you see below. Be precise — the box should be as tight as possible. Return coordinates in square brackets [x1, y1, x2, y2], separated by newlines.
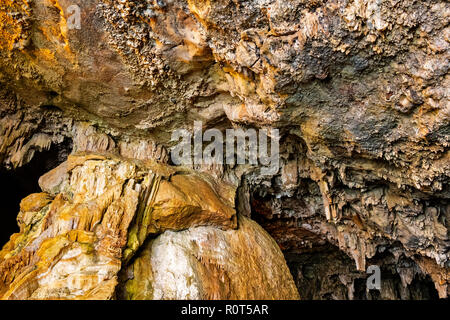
[0, 154, 297, 300]
[119, 215, 299, 300]
[0, 0, 449, 299]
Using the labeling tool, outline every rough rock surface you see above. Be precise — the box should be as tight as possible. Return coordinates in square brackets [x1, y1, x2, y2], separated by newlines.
[0, 0, 449, 299]
[0, 154, 297, 299]
[119, 215, 299, 300]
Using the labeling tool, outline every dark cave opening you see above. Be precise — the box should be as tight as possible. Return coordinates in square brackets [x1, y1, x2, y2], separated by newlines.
[0, 140, 72, 247]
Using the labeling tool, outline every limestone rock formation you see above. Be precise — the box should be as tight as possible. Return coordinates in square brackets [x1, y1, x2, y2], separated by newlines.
[119, 215, 299, 300]
[0, 153, 297, 299]
[0, 0, 449, 299]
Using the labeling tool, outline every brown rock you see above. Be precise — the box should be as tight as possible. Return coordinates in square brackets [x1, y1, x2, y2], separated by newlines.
[0, 153, 240, 299]
[0, 0, 448, 300]
[119, 215, 299, 300]
[19, 193, 52, 214]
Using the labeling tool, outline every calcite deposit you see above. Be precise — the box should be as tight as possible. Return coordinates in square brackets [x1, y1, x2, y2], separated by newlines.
[119, 215, 299, 300]
[0, 153, 296, 299]
[0, 0, 449, 299]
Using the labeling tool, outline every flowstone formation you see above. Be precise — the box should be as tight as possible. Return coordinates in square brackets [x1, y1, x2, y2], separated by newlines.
[0, 152, 298, 299]
[0, 0, 449, 299]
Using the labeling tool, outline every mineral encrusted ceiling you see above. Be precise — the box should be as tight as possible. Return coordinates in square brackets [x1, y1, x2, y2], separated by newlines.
[0, 0, 448, 300]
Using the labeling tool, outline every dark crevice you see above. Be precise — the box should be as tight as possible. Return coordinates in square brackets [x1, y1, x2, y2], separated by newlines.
[39, 104, 62, 112]
[0, 139, 72, 247]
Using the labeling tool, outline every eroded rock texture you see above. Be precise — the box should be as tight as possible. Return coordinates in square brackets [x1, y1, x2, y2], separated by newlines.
[0, 0, 449, 299]
[0, 153, 296, 299]
[119, 215, 299, 300]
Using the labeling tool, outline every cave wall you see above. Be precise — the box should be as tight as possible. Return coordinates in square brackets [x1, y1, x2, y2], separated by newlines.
[0, 0, 448, 299]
